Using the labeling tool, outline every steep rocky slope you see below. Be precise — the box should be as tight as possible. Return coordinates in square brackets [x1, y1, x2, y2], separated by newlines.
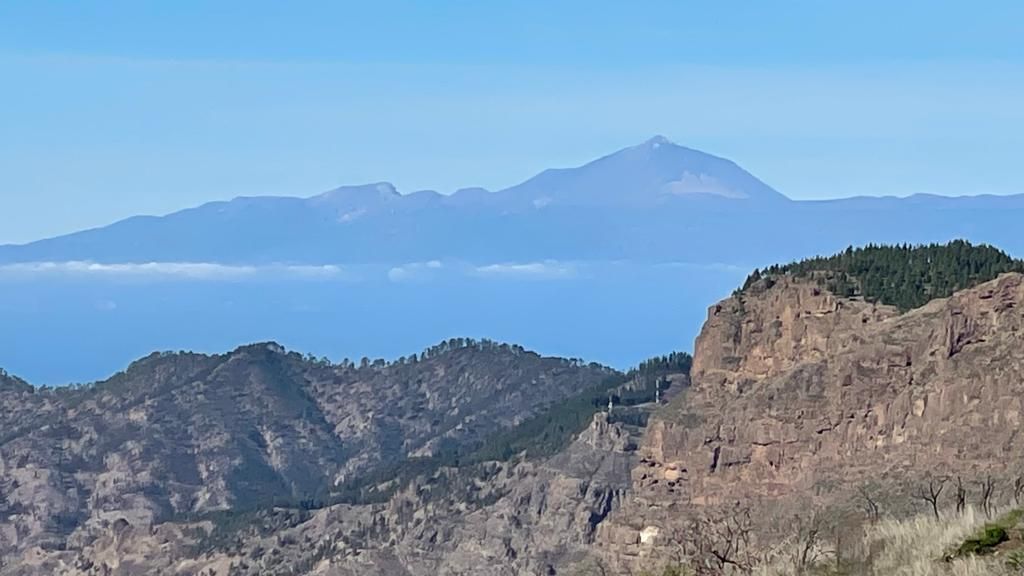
[46, 412, 645, 576]
[0, 340, 614, 570]
[597, 271, 1024, 572]
[0, 398, 669, 576]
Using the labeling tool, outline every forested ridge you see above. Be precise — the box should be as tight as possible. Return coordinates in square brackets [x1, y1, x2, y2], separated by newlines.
[740, 240, 1024, 311]
[327, 350, 692, 506]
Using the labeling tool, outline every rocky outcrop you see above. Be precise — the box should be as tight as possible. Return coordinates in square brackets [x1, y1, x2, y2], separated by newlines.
[597, 273, 1024, 572]
[692, 277, 899, 392]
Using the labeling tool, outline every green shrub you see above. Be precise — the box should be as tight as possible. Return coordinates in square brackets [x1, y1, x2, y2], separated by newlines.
[956, 524, 1008, 557]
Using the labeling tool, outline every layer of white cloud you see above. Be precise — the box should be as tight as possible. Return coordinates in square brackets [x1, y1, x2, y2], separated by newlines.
[0, 259, 604, 283]
[473, 261, 576, 279]
[0, 261, 344, 280]
[387, 260, 443, 283]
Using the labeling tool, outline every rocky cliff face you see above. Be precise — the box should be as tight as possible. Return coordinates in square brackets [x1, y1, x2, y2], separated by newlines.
[597, 272, 1024, 572]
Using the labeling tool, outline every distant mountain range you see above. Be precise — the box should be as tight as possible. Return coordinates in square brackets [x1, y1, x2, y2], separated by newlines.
[5, 136, 1022, 266]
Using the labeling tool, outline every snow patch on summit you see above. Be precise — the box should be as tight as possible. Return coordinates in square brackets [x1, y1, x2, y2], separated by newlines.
[662, 172, 749, 199]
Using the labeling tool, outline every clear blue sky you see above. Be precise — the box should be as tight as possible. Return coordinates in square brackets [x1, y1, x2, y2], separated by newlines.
[2, 1, 1023, 244]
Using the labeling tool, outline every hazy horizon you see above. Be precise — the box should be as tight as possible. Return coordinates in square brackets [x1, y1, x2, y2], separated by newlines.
[3, 2, 1024, 243]
[5, 134, 1024, 246]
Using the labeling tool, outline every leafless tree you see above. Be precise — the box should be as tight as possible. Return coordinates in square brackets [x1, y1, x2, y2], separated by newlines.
[790, 514, 828, 574]
[955, 476, 967, 516]
[914, 476, 948, 520]
[683, 503, 757, 575]
[979, 475, 997, 519]
[857, 486, 880, 523]
[1014, 475, 1024, 506]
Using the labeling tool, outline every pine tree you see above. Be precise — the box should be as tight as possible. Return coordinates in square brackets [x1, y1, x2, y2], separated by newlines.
[739, 240, 1023, 312]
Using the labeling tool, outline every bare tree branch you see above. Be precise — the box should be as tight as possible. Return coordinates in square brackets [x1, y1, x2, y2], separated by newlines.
[857, 486, 880, 524]
[979, 475, 997, 519]
[955, 476, 967, 517]
[681, 503, 757, 575]
[914, 476, 948, 520]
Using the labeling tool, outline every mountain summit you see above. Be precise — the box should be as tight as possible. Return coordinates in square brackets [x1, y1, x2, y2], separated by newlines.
[496, 135, 789, 207]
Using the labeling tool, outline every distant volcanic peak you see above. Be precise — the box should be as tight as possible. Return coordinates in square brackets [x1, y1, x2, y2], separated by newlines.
[636, 137, 788, 203]
[310, 182, 400, 204]
[496, 135, 788, 207]
[639, 134, 676, 149]
[304, 182, 403, 222]
[623, 134, 707, 158]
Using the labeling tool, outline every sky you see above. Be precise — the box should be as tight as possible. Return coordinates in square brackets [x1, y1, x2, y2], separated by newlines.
[2, 1, 1023, 244]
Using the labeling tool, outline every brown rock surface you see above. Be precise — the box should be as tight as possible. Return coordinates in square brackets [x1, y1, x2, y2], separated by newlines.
[597, 273, 1024, 571]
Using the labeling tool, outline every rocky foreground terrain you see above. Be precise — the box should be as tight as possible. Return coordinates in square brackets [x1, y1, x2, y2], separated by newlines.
[597, 270, 1024, 573]
[4, 243, 1024, 575]
[0, 340, 628, 574]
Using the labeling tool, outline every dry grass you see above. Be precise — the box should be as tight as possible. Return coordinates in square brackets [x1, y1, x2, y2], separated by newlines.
[867, 506, 991, 576]
[754, 505, 1023, 576]
[618, 505, 1024, 576]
